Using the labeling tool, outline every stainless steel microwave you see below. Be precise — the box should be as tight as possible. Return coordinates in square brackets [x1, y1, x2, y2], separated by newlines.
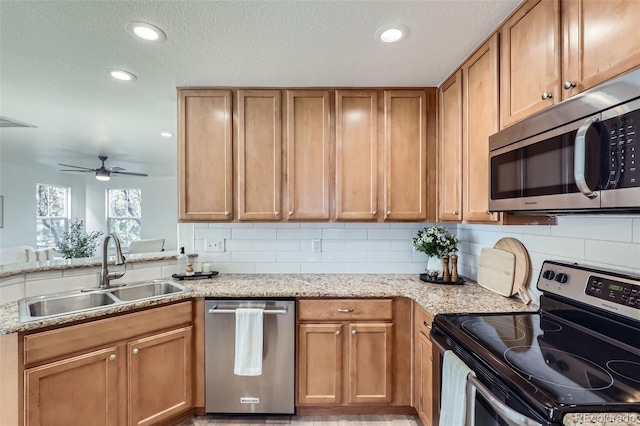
[489, 68, 640, 214]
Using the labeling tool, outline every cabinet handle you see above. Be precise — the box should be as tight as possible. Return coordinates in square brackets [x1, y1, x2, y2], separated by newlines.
[132, 348, 139, 355]
[423, 321, 432, 330]
[109, 354, 116, 361]
[274, 211, 279, 216]
[288, 211, 293, 216]
[337, 308, 353, 313]
[224, 211, 230, 216]
[372, 210, 377, 216]
[352, 329, 357, 335]
[430, 355, 433, 362]
[452, 211, 459, 215]
[541, 91, 552, 100]
[563, 81, 576, 90]
[335, 330, 341, 336]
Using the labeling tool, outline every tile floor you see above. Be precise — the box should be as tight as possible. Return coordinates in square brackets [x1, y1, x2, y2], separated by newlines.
[178, 415, 422, 425]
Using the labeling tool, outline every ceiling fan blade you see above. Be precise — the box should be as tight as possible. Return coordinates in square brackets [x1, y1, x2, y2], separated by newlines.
[109, 167, 125, 171]
[59, 169, 94, 173]
[57, 163, 96, 171]
[112, 171, 148, 177]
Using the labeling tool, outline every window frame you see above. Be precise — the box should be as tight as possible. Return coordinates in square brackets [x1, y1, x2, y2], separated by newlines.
[36, 183, 70, 250]
[106, 188, 142, 246]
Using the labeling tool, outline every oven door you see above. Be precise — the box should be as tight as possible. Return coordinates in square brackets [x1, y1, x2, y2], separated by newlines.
[489, 115, 605, 212]
[432, 331, 553, 426]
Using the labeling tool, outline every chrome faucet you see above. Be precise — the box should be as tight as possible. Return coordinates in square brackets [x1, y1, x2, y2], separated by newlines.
[100, 233, 126, 289]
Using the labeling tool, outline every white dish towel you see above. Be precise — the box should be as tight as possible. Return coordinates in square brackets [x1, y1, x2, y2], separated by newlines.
[440, 350, 476, 426]
[234, 308, 264, 376]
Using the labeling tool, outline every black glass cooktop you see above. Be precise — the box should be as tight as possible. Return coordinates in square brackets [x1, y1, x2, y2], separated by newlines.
[441, 312, 640, 408]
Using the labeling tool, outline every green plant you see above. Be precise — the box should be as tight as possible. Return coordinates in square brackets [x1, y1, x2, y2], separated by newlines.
[412, 226, 458, 258]
[57, 219, 103, 259]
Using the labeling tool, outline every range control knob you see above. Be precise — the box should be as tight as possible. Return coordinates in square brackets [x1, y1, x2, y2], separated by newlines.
[555, 273, 569, 284]
[542, 270, 556, 280]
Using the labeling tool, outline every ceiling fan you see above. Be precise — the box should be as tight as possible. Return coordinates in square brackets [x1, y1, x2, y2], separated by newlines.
[58, 155, 148, 181]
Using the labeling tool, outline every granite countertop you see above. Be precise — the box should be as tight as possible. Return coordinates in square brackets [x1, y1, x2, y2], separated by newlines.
[0, 274, 536, 334]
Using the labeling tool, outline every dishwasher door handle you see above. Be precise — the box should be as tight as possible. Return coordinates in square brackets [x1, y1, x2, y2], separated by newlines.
[208, 305, 289, 315]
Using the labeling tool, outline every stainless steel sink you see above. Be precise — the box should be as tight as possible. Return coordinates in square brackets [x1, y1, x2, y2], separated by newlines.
[18, 280, 190, 322]
[109, 281, 188, 301]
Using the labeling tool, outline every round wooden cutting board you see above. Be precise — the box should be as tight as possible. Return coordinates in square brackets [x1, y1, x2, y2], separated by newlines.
[494, 237, 532, 304]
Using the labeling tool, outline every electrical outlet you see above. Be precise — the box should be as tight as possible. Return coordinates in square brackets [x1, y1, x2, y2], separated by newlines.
[205, 238, 225, 252]
[311, 239, 321, 253]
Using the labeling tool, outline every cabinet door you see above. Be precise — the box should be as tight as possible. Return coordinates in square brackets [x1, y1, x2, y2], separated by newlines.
[178, 89, 233, 221]
[463, 34, 500, 223]
[500, 0, 561, 127]
[335, 90, 379, 220]
[383, 90, 428, 221]
[415, 331, 433, 426]
[297, 323, 343, 405]
[25, 346, 119, 426]
[128, 327, 192, 426]
[237, 90, 282, 221]
[286, 90, 331, 220]
[438, 71, 463, 222]
[348, 322, 393, 404]
[562, 0, 640, 98]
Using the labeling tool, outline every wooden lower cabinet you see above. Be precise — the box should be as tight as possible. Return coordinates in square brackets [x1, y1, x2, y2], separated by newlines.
[348, 322, 393, 404]
[298, 323, 343, 405]
[413, 304, 434, 426]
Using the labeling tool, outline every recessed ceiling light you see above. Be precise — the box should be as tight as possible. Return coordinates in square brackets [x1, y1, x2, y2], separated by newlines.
[375, 24, 408, 44]
[109, 69, 137, 81]
[126, 22, 166, 42]
[160, 132, 173, 137]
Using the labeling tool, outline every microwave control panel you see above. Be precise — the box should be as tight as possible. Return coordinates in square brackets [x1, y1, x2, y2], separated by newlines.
[604, 107, 638, 189]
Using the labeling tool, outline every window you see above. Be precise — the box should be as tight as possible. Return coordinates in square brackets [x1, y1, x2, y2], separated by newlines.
[107, 188, 142, 245]
[36, 184, 70, 249]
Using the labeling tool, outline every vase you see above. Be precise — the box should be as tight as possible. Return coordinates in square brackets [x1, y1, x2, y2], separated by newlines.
[426, 256, 444, 277]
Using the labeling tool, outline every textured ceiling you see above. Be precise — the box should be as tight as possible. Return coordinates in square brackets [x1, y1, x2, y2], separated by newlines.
[0, 0, 521, 177]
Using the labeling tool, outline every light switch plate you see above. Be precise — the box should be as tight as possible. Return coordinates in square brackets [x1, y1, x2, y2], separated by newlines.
[205, 238, 225, 252]
[311, 239, 322, 253]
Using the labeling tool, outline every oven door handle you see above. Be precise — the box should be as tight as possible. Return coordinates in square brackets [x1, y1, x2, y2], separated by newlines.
[574, 116, 599, 199]
[466, 374, 542, 426]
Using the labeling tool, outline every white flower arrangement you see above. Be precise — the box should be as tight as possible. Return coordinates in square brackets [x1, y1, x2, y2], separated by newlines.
[411, 226, 458, 258]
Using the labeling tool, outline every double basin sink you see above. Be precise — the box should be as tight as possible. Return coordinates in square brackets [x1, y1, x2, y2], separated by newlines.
[19, 280, 190, 322]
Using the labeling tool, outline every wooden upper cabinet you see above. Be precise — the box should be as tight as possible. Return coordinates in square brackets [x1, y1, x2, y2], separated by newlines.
[237, 90, 282, 221]
[463, 34, 500, 223]
[178, 89, 233, 221]
[285, 90, 332, 220]
[500, 0, 561, 128]
[383, 90, 429, 221]
[562, 0, 640, 99]
[335, 90, 378, 221]
[438, 71, 463, 222]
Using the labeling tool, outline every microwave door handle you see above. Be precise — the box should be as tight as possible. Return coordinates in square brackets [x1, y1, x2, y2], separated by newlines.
[574, 116, 599, 199]
[467, 375, 543, 426]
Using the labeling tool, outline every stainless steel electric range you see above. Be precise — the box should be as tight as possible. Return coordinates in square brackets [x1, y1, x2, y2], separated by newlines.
[431, 260, 640, 426]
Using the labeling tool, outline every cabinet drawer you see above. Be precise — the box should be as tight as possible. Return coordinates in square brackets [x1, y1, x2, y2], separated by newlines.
[414, 304, 433, 338]
[298, 299, 392, 321]
[24, 301, 192, 366]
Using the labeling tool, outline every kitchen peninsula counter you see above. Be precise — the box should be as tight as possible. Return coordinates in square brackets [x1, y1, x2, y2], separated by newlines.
[0, 273, 535, 334]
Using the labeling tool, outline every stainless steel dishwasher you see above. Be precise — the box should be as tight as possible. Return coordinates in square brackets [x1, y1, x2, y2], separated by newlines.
[204, 299, 295, 414]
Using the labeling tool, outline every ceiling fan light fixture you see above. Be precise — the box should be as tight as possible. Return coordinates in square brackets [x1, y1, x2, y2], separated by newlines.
[95, 170, 110, 181]
[109, 69, 137, 81]
[375, 24, 408, 43]
[159, 132, 173, 137]
[126, 22, 166, 43]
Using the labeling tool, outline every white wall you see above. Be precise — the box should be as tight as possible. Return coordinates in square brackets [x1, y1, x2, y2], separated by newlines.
[0, 162, 177, 251]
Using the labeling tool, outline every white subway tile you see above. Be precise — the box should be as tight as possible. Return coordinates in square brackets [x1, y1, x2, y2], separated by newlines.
[522, 234, 584, 258]
[254, 222, 300, 228]
[193, 223, 209, 229]
[301, 263, 346, 273]
[551, 216, 632, 242]
[231, 251, 277, 263]
[207, 223, 255, 228]
[302, 223, 345, 229]
[344, 223, 389, 229]
[367, 228, 415, 240]
[322, 251, 366, 263]
[195, 228, 232, 240]
[498, 225, 551, 236]
[389, 263, 427, 274]
[412, 251, 430, 263]
[321, 241, 346, 251]
[194, 239, 205, 251]
[346, 240, 391, 251]
[130, 261, 172, 270]
[389, 222, 432, 229]
[550, 255, 635, 274]
[277, 229, 322, 240]
[254, 240, 301, 251]
[322, 229, 367, 240]
[216, 263, 256, 273]
[0, 283, 23, 304]
[197, 252, 232, 263]
[255, 263, 301, 273]
[225, 240, 255, 251]
[346, 263, 391, 273]
[232, 229, 277, 240]
[367, 251, 413, 262]
[633, 219, 640, 243]
[277, 252, 321, 263]
[391, 240, 413, 251]
[584, 240, 640, 269]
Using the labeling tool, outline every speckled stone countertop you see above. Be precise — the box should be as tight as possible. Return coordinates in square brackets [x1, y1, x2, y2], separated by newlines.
[563, 412, 639, 426]
[0, 251, 183, 278]
[0, 274, 536, 334]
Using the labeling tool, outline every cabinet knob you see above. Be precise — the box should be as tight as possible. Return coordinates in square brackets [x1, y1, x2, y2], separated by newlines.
[486, 210, 491, 215]
[372, 210, 377, 216]
[424, 321, 432, 330]
[274, 211, 279, 216]
[563, 81, 576, 90]
[132, 348, 139, 355]
[335, 330, 341, 336]
[337, 308, 353, 313]
[386, 211, 391, 216]
[352, 329, 357, 335]
[109, 354, 116, 361]
[452, 211, 459, 215]
[288, 211, 293, 216]
[541, 91, 553, 100]
[224, 211, 230, 216]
